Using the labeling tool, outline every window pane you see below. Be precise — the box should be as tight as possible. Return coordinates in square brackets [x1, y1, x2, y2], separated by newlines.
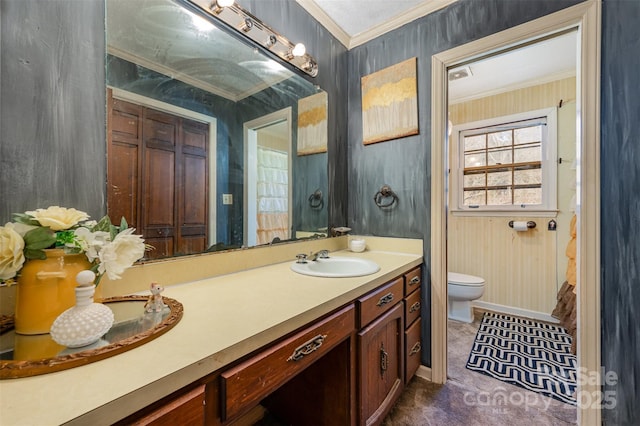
[465, 152, 486, 167]
[514, 169, 541, 185]
[464, 173, 485, 188]
[487, 147, 512, 165]
[487, 188, 512, 205]
[487, 171, 511, 187]
[464, 135, 485, 151]
[514, 126, 541, 145]
[514, 188, 542, 205]
[487, 130, 512, 148]
[464, 190, 485, 206]
[514, 145, 540, 163]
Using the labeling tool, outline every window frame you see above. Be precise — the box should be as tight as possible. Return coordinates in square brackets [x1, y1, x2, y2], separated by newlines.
[450, 107, 558, 215]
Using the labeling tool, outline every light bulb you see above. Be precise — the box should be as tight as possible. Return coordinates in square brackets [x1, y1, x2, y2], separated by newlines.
[291, 43, 306, 57]
[217, 0, 234, 7]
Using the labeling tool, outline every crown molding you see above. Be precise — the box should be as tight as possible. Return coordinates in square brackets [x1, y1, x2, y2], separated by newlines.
[295, 0, 352, 48]
[296, 0, 458, 50]
[349, 0, 457, 49]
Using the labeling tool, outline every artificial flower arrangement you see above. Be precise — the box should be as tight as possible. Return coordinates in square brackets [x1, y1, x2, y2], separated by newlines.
[0, 206, 149, 286]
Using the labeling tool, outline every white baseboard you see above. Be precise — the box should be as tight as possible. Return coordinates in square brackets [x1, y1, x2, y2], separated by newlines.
[472, 300, 559, 324]
[414, 365, 432, 381]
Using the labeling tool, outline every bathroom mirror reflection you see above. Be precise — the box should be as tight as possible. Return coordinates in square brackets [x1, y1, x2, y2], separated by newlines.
[106, 0, 328, 260]
[0, 296, 183, 379]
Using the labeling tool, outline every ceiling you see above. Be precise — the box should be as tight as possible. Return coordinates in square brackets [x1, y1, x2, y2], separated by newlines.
[296, 0, 457, 49]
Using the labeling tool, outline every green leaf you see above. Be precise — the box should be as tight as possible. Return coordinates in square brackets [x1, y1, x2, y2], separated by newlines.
[23, 227, 56, 250]
[120, 216, 128, 232]
[24, 248, 46, 260]
[93, 215, 113, 233]
[12, 213, 40, 226]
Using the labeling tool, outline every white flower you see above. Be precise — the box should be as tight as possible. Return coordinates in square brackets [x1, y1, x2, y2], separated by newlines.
[26, 206, 89, 231]
[0, 223, 26, 280]
[97, 228, 146, 280]
[72, 227, 110, 263]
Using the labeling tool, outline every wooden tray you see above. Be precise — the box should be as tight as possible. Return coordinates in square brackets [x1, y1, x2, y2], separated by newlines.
[0, 295, 183, 379]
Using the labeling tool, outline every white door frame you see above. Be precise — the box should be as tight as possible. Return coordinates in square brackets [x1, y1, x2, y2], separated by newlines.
[243, 107, 293, 247]
[430, 2, 601, 424]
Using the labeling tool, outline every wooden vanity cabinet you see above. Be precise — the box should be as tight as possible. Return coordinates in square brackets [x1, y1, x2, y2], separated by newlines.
[219, 304, 355, 422]
[117, 263, 424, 426]
[357, 278, 405, 426]
[403, 266, 422, 383]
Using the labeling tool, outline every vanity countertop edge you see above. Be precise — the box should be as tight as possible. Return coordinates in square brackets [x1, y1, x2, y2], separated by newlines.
[0, 241, 423, 426]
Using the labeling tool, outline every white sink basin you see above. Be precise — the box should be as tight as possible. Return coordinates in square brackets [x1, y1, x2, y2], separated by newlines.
[290, 256, 380, 278]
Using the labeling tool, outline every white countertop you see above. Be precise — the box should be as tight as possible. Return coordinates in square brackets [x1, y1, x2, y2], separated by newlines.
[0, 240, 422, 426]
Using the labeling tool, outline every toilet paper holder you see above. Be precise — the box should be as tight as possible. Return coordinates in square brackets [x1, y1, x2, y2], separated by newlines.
[508, 220, 536, 229]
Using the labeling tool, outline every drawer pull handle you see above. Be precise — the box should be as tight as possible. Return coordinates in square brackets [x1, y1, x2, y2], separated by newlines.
[409, 301, 421, 313]
[376, 293, 394, 307]
[380, 345, 388, 375]
[410, 341, 421, 356]
[409, 276, 420, 286]
[287, 334, 327, 362]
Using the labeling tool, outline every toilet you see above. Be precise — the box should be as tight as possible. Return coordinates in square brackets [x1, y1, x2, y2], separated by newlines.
[448, 272, 485, 323]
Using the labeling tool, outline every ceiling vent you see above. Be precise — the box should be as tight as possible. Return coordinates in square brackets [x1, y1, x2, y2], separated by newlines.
[448, 66, 473, 81]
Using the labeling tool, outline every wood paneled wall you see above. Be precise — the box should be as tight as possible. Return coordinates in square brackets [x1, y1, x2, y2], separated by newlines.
[448, 216, 558, 313]
[448, 78, 576, 315]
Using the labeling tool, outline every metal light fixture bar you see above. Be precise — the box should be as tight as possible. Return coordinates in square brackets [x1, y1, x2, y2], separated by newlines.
[187, 0, 318, 77]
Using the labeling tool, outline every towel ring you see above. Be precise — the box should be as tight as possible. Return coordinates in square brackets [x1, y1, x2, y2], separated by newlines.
[374, 185, 398, 208]
[308, 189, 323, 209]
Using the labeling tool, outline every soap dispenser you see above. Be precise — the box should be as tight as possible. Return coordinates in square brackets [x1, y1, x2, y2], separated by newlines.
[50, 270, 114, 348]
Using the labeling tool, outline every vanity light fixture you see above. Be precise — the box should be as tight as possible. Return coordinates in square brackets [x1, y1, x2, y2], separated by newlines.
[238, 17, 253, 32]
[190, 0, 318, 77]
[210, 0, 234, 14]
[265, 34, 277, 48]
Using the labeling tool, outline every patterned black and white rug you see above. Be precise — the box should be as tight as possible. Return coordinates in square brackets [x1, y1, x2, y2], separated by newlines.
[466, 312, 577, 405]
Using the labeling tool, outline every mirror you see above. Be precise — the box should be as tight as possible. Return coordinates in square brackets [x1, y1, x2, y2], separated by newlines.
[106, 0, 328, 260]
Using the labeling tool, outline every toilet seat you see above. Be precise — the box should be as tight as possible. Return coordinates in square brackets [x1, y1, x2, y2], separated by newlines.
[448, 272, 485, 287]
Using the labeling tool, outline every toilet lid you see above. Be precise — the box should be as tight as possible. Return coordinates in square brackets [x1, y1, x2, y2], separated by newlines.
[448, 272, 485, 286]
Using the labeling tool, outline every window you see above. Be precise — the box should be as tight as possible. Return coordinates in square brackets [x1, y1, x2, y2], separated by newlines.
[451, 108, 557, 213]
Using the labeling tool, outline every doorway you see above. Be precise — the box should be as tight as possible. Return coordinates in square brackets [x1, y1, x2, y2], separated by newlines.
[243, 108, 293, 247]
[430, 2, 600, 425]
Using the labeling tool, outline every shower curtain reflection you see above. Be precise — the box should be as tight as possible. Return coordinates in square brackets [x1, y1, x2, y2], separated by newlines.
[257, 147, 289, 245]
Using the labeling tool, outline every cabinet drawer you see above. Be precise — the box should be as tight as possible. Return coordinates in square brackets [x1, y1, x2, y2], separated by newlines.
[405, 319, 422, 383]
[358, 277, 404, 328]
[404, 289, 421, 328]
[125, 384, 205, 426]
[404, 266, 422, 296]
[221, 304, 355, 421]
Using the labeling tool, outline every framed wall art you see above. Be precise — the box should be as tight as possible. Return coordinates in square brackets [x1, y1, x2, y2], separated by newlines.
[297, 91, 328, 155]
[361, 57, 418, 145]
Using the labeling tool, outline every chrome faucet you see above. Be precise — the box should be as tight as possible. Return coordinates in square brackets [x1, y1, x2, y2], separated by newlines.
[308, 249, 329, 261]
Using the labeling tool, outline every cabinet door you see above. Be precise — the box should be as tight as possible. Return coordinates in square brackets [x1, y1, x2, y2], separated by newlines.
[358, 302, 404, 426]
